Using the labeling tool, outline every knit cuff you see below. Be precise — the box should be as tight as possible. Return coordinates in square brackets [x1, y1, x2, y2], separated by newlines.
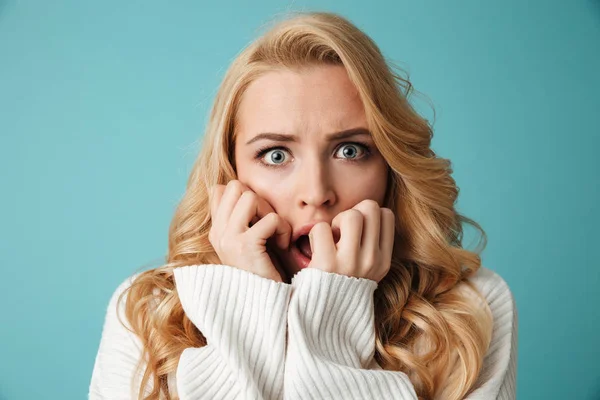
[174, 264, 292, 341]
[174, 264, 292, 399]
[289, 267, 378, 367]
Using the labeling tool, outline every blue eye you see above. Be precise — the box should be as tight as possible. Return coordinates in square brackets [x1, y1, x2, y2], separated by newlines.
[261, 148, 289, 166]
[254, 142, 372, 169]
[335, 144, 364, 159]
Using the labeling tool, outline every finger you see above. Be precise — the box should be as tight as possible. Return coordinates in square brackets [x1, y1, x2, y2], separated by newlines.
[240, 189, 283, 242]
[331, 210, 363, 255]
[210, 184, 227, 228]
[309, 222, 336, 263]
[352, 200, 381, 253]
[253, 192, 277, 220]
[380, 208, 395, 258]
[379, 207, 396, 251]
[249, 212, 291, 250]
[215, 181, 245, 231]
[234, 181, 277, 220]
[274, 217, 292, 250]
[229, 190, 260, 234]
[229, 191, 290, 249]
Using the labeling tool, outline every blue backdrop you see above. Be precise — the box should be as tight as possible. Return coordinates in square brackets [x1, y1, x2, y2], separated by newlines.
[1, 0, 599, 399]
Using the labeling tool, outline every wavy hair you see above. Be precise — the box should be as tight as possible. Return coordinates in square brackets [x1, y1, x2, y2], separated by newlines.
[118, 10, 494, 400]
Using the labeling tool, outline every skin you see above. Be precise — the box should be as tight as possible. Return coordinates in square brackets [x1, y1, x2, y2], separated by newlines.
[233, 64, 391, 283]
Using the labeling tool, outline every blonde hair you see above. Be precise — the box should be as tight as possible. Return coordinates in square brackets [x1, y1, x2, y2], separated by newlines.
[119, 11, 493, 400]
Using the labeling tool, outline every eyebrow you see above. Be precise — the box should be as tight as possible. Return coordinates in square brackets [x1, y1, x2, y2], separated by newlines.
[245, 127, 372, 145]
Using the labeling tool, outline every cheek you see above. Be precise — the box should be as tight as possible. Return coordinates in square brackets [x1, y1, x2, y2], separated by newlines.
[238, 177, 291, 214]
[234, 157, 293, 219]
[235, 154, 275, 195]
[339, 164, 388, 205]
[367, 172, 388, 203]
[370, 161, 390, 203]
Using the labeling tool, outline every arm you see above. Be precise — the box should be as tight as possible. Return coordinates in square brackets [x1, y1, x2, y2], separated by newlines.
[174, 264, 292, 400]
[283, 266, 518, 400]
[89, 273, 151, 399]
[464, 268, 518, 400]
[284, 267, 418, 400]
[89, 264, 292, 400]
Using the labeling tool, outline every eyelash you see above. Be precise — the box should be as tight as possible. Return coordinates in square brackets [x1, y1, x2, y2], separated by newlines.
[254, 141, 373, 169]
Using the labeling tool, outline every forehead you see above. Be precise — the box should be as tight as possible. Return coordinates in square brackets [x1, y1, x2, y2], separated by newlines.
[235, 65, 367, 141]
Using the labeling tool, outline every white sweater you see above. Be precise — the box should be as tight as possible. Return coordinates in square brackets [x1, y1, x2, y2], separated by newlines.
[89, 264, 517, 399]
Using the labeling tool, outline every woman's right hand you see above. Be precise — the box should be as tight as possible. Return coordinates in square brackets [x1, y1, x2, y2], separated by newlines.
[208, 180, 292, 282]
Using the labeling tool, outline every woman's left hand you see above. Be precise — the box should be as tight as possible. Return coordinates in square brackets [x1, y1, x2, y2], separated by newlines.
[307, 199, 396, 283]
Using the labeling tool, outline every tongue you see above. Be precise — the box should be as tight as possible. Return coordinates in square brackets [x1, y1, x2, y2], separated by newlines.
[297, 235, 312, 258]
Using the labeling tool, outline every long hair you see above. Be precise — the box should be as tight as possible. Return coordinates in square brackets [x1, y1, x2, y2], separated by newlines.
[118, 11, 494, 400]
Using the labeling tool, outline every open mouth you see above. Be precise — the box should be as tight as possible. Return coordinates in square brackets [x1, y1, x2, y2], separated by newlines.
[294, 234, 312, 259]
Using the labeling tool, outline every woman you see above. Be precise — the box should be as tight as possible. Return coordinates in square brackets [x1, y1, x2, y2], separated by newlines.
[89, 11, 517, 400]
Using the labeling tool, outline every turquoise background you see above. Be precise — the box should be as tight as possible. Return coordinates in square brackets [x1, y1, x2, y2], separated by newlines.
[1, 0, 599, 399]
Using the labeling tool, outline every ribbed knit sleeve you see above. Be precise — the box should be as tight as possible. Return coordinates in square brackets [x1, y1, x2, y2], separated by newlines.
[283, 266, 517, 400]
[89, 264, 293, 400]
[174, 264, 293, 400]
[90, 263, 516, 399]
[89, 273, 150, 399]
[284, 267, 418, 400]
[464, 267, 518, 400]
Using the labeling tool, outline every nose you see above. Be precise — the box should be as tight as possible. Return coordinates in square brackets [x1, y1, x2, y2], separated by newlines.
[296, 156, 336, 209]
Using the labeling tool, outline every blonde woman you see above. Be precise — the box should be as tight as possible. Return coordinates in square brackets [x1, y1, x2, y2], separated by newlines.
[89, 11, 517, 400]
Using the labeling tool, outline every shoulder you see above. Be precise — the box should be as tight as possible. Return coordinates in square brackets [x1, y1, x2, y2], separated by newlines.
[91, 271, 157, 399]
[465, 266, 519, 398]
[106, 272, 145, 312]
[95, 272, 145, 343]
[468, 266, 517, 322]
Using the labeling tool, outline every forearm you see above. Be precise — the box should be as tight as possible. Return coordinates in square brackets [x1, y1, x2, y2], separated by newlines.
[284, 267, 418, 400]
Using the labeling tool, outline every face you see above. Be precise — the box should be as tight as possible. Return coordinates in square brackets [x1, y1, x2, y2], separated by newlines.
[233, 64, 389, 282]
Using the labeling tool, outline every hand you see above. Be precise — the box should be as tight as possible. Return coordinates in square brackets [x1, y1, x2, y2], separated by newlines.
[307, 200, 395, 283]
[208, 180, 292, 282]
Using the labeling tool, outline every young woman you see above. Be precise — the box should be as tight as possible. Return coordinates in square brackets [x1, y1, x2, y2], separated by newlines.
[89, 11, 517, 400]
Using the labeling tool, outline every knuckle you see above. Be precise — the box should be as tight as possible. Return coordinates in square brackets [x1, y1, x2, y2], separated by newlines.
[363, 199, 380, 209]
[228, 180, 244, 193]
[260, 212, 275, 223]
[313, 221, 328, 231]
[268, 212, 279, 221]
[354, 199, 379, 213]
[347, 209, 363, 221]
[240, 190, 257, 202]
[381, 207, 394, 216]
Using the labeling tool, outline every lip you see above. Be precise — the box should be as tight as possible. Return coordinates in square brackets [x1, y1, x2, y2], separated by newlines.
[290, 243, 312, 270]
[291, 221, 341, 247]
[291, 222, 321, 244]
